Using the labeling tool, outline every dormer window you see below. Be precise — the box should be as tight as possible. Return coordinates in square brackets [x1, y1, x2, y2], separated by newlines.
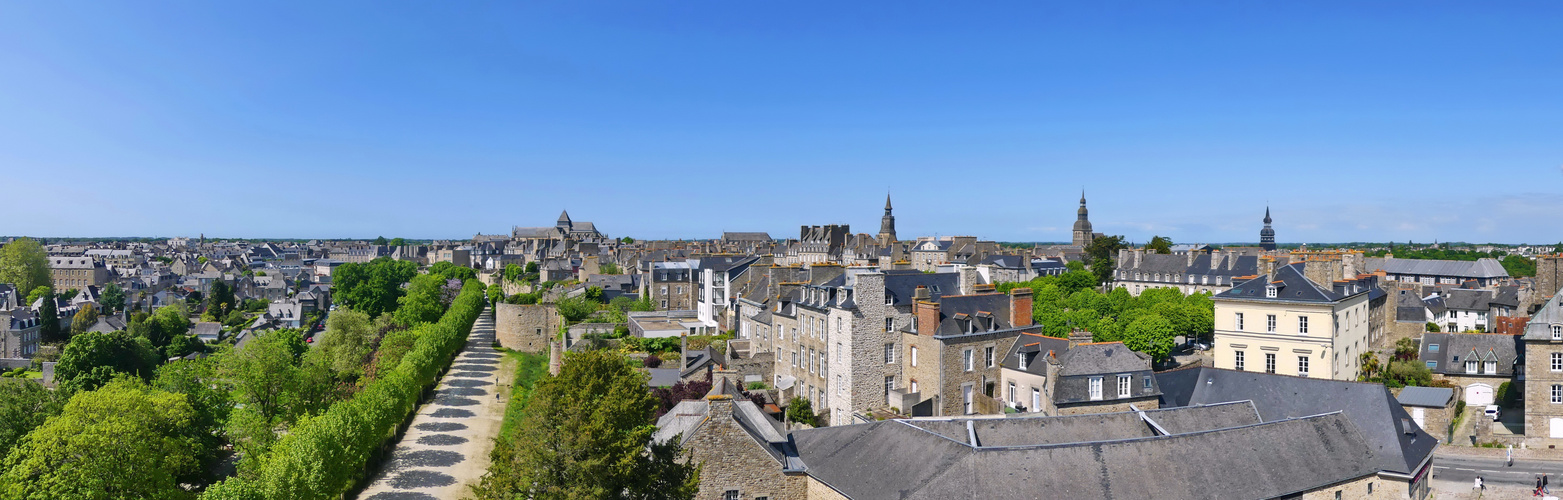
[1017, 352, 1028, 370]
[885, 292, 894, 305]
[1553, 325, 1562, 341]
[1265, 286, 1277, 298]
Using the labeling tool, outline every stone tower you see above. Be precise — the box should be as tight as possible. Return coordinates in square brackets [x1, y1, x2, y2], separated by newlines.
[556, 210, 572, 230]
[877, 194, 897, 247]
[1259, 207, 1276, 251]
[1072, 191, 1094, 247]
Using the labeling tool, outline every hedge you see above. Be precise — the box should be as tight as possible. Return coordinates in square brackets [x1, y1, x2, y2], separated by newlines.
[202, 280, 487, 499]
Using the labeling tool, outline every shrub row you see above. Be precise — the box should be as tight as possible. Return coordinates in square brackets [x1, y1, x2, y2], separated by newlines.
[203, 281, 487, 500]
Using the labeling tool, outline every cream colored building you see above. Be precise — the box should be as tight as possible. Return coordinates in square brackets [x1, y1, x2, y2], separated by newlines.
[1213, 262, 1372, 381]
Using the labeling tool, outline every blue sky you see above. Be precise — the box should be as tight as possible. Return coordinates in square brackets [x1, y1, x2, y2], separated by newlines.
[2, 2, 1560, 244]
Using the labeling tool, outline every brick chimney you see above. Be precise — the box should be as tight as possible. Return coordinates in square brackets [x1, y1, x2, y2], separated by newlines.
[1009, 288, 1033, 327]
[973, 284, 996, 294]
[914, 298, 940, 336]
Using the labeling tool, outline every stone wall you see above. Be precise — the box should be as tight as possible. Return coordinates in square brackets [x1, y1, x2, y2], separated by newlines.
[1297, 473, 1400, 500]
[1525, 338, 1563, 444]
[495, 303, 558, 353]
[901, 332, 942, 414]
[1408, 403, 1455, 444]
[933, 330, 1021, 416]
[728, 351, 775, 387]
[1053, 397, 1160, 417]
[805, 476, 850, 500]
[684, 396, 805, 500]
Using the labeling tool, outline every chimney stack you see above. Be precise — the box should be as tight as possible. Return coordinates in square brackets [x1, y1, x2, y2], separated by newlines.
[913, 285, 930, 301]
[1009, 288, 1033, 328]
[914, 298, 940, 336]
[1067, 328, 1093, 348]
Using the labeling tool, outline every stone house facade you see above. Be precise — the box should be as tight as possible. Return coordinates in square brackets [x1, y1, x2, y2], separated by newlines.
[654, 384, 804, 500]
[1523, 293, 1563, 445]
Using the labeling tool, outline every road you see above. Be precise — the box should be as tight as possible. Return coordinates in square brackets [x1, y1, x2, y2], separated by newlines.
[1433, 452, 1563, 491]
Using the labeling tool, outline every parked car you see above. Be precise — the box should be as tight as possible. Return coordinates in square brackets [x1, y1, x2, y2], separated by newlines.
[1485, 405, 1501, 421]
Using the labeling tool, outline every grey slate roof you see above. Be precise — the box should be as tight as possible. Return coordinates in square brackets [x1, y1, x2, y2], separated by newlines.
[1524, 292, 1563, 341]
[1395, 289, 1428, 322]
[1418, 332, 1521, 377]
[1155, 366, 1436, 476]
[1218, 263, 1364, 304]
[999, 333, 1070, 376]
[1364, 257, 1509, 279]
[901, 401, 1260, 447]
[882, 271, 959, 307]
[791, 412, 1379, 500]
[1397, 386, 1455, 408]
[1443, 289, 1494, 312]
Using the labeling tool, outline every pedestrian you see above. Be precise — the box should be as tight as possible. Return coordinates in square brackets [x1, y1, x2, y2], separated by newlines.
[1545, 473, 1551, 494]
[1538, 476, 1545, 496]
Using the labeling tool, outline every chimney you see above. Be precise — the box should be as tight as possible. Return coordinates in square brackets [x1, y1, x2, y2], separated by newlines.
[913, 285, 930, 301]
[973, 284, 996, 294]
[1067, 328, 1093, 348]
[706, 379, 735, 420]
[1009, 288, 1033, 327]
[958, 266, 979, 295]
[1187, 250, 1197, 268]
[548, 340, 563, 376]
[1258, 256, 1276, 280]
[680, 333, 689, 370]
[1134, 250, 1143, 268]
[914, 298, 940, 336]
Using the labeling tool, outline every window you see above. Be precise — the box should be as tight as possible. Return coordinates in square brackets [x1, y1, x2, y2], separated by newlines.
[1143, 376, 1153, 389]
[1234, 351, 1245, 371]
[1554, 325, 1562, 340]
[1008, 382, 1017, 402]
[985, 347, 995, 367]
[1032, 388, 1041, 412]
[1553, 384, 1562, 404]
[1485, 361, 1496, 374]
[885, 292, 893, 305]
[884, 317, 894, 333]
[1428, 344, 1439, 353]
[1234, 312, 1244, 331]
[1088, 377, 1103, 400]
[1552, 352, 1561, 372]
[1018, 352, 1028, 370]
[1466, 361, 1477, 374]
[1266, 286, 1277, 298]
[963, 349, 974, 371]
[1297, 316, 1308, 334]
[1266, 315, 1276, 333]
[911, 346, 918, 367]
[723, 491, 739, 500]
[885, 376, 894, 397]
[884, 344, 895, 364]
[1117, 375, 1131, 397]
[1265, 353, 1276, 374]
[1298, 356, 1309, 378]
[1427, 361, 1437, 369]
[910, 380, 919, 394]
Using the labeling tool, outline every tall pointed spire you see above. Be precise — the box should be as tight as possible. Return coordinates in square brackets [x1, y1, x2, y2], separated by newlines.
[885, 192, 893, 212]
[878, 193, 897, 246]
[1260, 206, 1276, 250]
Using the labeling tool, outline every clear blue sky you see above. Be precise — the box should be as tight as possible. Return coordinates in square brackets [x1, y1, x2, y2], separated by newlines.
[3, 2, 1560, 244]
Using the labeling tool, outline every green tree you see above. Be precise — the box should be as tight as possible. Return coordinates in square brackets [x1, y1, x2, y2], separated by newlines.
[394, 274, 449, 325]
[372, 236, 389, 245]
[1146, 236, 1173, 254]
[37, 290, 62, 344]
[0, 237, 51, 294]
[525, 261, 539, 274]
[0, 381, 68, 463]
[786, 396, 817, 427]
[165, 334, 207, 359]
[473, 350, 699, 499]
[101, 282, 126, 313]
[388, 237, 406, 246]
[504, 263, 525, 282]
[629, 296, 655, 312]
[620, 236, 634, 244]
[1501, 255, 1536, 277]
[54, 330, 161, 392]
[218, 329, 302, 431]
[599, 263, 623, 275]
[153, 356, 232, 481]
[332, 258, 419, 318]
[0, 378, 202, 499]
[1122, 314, 1176, 363]
[585, 286, 605, 303]
[1084, 235, 1127, 286]
[316, 308, 377, 378]
[70, 302, 99, 337]
[208, 280, 236, 318]
[556, 295, 598, 323]
[24, 286, 51, 307]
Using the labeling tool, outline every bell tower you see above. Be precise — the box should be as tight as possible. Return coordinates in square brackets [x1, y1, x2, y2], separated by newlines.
[1072, 191, 1094, 247]
[877, 194, 897, 247]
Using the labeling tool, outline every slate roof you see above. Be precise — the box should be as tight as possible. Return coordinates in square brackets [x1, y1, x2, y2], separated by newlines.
[722, 232, 773, 242]
[1418, 332, 1521, 376]
[1397, 386, 1455, 408]
[1217, 263, 1364, 304]
[882, 271, 958, 307]
[1443, 289, 1494, 312]
[1525, 293, 1563, 341]
[925, 293, 1016, 336]
[1052, 342, 1160, 404]
[1155, 366, 1436, 476]
[999, 333, 1070, 376]
[791, 412, 1380, 500]
[1364, 257, 1509, 279]
[1394, 289, 1429, 322]
[901, 401, 1260, 447]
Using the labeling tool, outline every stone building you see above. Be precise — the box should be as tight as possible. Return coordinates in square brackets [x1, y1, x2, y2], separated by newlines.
[1259, 207, 1276, 251]
[1071, 192, 1096, 247]
[49, 255, 110, 291]
[900, 285, 1034, 416]
[1397, 386, 1456, 444]
[494, 303, 559, 353]
[1417, 332, 1521, 407]
[647, 260, 697, 310]
[654, 379, 803, 500]
[1522, 292, 1563, 444]
[876, 194, 896, 248]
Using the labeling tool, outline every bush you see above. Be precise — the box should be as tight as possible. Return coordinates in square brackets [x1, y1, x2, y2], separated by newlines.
[745, 381, 768, 390]
[203, 281, 487, 499]
[1426, 322, 1440, 333]
[642, 356, 662, 368]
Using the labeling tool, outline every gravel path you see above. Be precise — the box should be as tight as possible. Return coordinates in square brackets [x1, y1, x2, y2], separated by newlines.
[357, 305, 509, 500]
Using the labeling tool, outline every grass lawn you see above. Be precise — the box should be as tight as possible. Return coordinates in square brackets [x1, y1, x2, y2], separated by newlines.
[496, 350, 549, 441]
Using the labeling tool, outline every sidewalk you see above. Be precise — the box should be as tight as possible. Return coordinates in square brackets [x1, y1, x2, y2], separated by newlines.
[357, 306, 508, 500]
